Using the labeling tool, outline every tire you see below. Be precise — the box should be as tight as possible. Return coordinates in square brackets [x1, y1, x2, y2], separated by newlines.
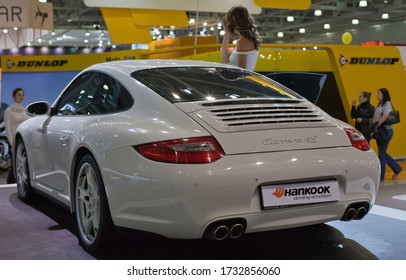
[15, 139, 34, 202]
[0, 137, 12, 171]
[74, 154, 116, 254]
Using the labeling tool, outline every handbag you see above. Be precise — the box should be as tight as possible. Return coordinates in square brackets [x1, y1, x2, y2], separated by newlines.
[386, 106, 400, 125]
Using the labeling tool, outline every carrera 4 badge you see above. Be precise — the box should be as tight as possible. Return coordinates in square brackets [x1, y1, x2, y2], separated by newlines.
[263, 136, 318, 145]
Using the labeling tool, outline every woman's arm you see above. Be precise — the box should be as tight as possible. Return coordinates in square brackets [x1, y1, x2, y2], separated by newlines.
[350, 105, 357, 118]
[375, 102, 391, 129]
[4, 108, 13, 145]
[235, 53, 248, 69]
[221, 16, 231, 64]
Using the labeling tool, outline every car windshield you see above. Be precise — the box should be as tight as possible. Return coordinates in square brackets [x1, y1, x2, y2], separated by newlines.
[131, 67, 303, 103]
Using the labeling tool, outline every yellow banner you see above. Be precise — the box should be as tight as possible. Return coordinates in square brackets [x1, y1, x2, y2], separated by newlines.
[130, 9, 188, 27]
[325, 45, 406, 157]
[101, 8, 151, 44]
[0, 50, 144, 73]
[254, 0, 311, 10]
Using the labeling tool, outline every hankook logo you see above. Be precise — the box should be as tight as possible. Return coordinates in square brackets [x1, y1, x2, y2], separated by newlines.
[263, 136, 318, 145]
[272, 186, 331, 198]
[339, 54, 399, 67]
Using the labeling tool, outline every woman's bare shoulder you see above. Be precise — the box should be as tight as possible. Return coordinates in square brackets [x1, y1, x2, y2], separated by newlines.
[236, 37, 255, 51]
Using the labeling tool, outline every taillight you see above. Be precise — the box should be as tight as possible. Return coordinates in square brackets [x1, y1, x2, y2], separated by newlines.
[134, 136, 225, 164]
[344, 128, 370, 151]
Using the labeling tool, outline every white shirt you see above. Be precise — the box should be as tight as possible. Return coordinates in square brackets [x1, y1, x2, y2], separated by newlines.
[229, 49, 259, 71]
[374, 101, 393, 129]
[4, 103, 29, 145]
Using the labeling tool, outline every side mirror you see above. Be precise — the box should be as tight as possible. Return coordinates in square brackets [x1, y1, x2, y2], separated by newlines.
[27, 101, 50, 116]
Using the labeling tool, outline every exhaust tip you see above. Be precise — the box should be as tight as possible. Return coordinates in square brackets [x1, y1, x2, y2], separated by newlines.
[355, 206, 367, 220]
[229, 223, 245, 239]
[344, 208, 356, 221]
[206, 225, 229, 241]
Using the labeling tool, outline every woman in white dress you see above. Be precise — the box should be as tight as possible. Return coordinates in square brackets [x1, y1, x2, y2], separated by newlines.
[4, 87, 29, 184]
[221, 5, 261, 71]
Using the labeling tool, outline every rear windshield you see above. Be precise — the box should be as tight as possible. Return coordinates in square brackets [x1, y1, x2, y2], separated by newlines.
[131, 67, 303, 103]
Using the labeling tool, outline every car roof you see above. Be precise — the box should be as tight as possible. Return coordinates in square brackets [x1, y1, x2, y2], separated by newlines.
[86, 59, 241, 75]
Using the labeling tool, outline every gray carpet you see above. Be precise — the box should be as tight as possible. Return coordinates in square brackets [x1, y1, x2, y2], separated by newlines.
[0, 187, 94, 260]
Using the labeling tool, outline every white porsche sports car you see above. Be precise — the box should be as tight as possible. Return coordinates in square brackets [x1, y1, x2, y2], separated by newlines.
[15, 60, 380, 253]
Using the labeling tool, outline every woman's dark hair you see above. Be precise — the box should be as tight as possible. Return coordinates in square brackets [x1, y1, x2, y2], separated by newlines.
[12, 87, 24, 97]
[361, 91, 371, 102]
[226, 5, 261, 50]
[378, 87, 391, 105]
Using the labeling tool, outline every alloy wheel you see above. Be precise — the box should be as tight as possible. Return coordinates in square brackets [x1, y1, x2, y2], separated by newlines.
[76, 162, 101, 245]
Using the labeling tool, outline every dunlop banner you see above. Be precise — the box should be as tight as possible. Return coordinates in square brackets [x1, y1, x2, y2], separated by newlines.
[0, 50, 144, 72]
[325, 45, 406, 158]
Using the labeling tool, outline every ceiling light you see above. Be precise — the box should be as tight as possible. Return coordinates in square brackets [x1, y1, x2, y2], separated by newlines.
[277, 32, 284, 38]
[210, 26, 214, 31]
[287, 16, 294, 22]
[100, 31, 104, 36]
[352, 18, 359, 25]
[189, 18, 195, 25]
[299, 28, 306, 34]
[324, 23, 331, 30]
[203, 21, 208, 26]
[382, 13, 389, 19]
[84, 39, 88, 43]
[3, 29, 8, 33]
[27, 42, 31, 46]
[220, 30, 225, 36]
[85, 31, 90, 36]
[39, 0, 47, 2]
[359, 0, 367, 7]
[169, 31, 174, 35]
[314, 10, 322, 16]
[51, 31, 55, 35]
[112, 45, 116, 49]
[14, 27, 18, 31]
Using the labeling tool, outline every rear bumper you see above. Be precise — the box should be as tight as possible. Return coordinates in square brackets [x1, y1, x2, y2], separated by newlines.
[98, 146, 380, 239]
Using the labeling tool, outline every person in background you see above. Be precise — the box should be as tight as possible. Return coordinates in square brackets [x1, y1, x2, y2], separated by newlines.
[221, 5, 261, 71]
[373, 87, 402, 181]
[351, 91, 375, 143]
[4, 88, 29, 184]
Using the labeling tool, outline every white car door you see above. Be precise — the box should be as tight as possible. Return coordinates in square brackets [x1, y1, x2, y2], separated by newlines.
[32, 71, 134, 192]
[32, 71, 108, 191]
[31, 115, 78, 191]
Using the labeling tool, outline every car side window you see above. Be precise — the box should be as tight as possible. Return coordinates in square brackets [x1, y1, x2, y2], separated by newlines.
[56, 72, 134, 116]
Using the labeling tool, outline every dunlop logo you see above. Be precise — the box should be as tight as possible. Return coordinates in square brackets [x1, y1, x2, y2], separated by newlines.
[7, 60, 68, 69]
[340, 54, 399, 67]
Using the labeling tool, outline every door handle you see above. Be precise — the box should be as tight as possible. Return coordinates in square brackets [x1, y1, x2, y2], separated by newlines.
[59, 135, 69, 147]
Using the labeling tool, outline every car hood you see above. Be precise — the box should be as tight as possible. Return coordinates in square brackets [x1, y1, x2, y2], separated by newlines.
[174, 99, 352, 154]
